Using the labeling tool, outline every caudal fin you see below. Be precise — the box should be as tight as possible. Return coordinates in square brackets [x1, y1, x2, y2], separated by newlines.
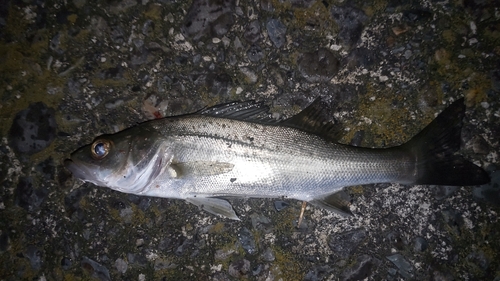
[403, 98, 490, 186]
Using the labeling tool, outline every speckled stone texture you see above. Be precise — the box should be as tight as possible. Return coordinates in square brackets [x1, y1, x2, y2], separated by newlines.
[1, 0, 499, 280]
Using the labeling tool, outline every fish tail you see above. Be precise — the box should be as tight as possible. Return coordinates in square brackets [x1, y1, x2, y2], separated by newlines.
[404, 98, 490, 186]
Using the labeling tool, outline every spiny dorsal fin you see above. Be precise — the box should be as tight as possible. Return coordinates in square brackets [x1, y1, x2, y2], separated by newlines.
[308, 190, 353, 217]
[199, 100, 275, 123]
[198, 98, 344, 141]
[281, 98, 344, 142]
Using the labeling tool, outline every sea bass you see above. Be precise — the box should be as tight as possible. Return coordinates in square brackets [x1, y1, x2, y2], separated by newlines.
[64, 98, 490, 220]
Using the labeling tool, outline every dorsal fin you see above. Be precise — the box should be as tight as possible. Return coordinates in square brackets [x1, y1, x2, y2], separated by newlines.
[199, 100, 275, 122]
[198, 98, 344, 141]
[281, 98, 344, 142]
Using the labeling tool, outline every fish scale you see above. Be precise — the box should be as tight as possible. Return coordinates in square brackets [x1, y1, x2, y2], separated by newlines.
[150, 115, 413, 196]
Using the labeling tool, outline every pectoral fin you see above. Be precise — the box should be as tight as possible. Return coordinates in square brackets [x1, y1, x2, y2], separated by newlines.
[186, 197, 240, 220]
[309, 190, 353, 217]
[170, 162, 234, 178]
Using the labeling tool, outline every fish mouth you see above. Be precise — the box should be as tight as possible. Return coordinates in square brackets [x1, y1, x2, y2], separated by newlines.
[64, 159, 86, 179]
[64, 159, 101, 184]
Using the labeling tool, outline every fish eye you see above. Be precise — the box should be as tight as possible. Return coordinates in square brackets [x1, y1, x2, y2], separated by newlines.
[91, 139, 112, 160]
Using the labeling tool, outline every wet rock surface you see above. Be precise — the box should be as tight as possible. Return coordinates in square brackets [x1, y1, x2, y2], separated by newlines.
[328, 228, 367, 260]
[182, 0, 236, 41]
[8, 102, 57, 155]
[1, 0, 500, 280]
[330, 5, 368, 49]
[266, 18, 287, 48]
[298, 48, 340, 83]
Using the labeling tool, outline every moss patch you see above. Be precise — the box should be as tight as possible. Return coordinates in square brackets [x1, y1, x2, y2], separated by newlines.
[270, 246, 305, 280]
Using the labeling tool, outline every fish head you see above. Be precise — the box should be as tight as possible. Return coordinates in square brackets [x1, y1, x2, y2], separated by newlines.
[64, 127, 168, 194]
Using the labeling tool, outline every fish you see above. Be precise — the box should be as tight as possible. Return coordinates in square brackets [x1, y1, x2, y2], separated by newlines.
[64, 98, 490, 220]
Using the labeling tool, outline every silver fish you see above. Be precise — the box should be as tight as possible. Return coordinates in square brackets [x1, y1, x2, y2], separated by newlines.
[64, 98, 490, 220]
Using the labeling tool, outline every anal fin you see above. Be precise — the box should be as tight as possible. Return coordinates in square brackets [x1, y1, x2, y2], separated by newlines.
[186, 197, 240, 220]
[309, 190, 353, 217]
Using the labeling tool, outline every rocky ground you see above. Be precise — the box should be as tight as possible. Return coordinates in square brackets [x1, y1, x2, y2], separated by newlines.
[1, 0, 500, 280]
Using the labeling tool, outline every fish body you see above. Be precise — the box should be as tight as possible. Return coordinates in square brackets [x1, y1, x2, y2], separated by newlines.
[64, 98, 490, 219]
